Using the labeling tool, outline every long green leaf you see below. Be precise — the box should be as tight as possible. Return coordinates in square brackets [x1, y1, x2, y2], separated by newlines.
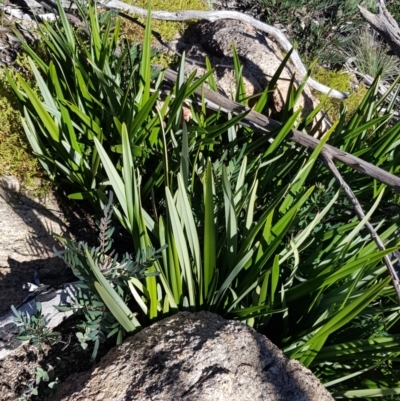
[85, 249, 141, 332]
[166, 187, 196, 308]
[204, 160, 216, 302]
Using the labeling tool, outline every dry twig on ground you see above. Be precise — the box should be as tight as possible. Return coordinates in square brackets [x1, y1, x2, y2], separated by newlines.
[321, 151, 400, 303]
[159, 66, 400, 192]
[359, 0, 400, 59]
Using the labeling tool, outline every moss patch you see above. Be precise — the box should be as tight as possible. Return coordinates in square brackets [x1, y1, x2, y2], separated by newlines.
[0, 58, 51, 198]
[0, 1, 210, 197]
[312, 66, 367, 122]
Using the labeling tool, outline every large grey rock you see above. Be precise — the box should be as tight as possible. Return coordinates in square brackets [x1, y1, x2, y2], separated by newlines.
[54, 311, 333, 401]
[171, 19, 322, 123]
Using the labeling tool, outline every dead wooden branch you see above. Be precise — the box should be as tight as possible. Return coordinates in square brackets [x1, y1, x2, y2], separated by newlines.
[93, 0, 347, 100]
[158, 66, 400, 192]
[358, 0, 400, 59]
[345, 64, 400, 106]
[322, 151, 400, 303]
[26, 0, 347, 98]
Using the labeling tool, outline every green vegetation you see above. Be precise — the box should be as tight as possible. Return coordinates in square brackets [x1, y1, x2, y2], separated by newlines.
[0, 0, 208, 194]
[4, 0, 400, 399]
[29, 365, 59, 397]
[17, 362, 61, 400]
[312, 67, 368, 122]
[344, 27, 400, 81]
[260, 0, 399, 66]
[0, 61, 48, 194]
[54, 195, 155, 360]
[11, 302, 61, 353]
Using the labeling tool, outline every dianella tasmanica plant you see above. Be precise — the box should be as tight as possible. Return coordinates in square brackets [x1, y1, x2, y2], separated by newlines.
[6, 0, 400, 397]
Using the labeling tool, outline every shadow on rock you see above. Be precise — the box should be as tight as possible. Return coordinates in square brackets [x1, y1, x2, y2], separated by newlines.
[0, 176, 97, 316]
[53, 311, 333, 401]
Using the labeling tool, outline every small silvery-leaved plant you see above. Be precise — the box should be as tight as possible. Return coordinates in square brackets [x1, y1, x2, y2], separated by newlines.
[12, 305, 65, 400]
[54, 192, 162, 360]
[11, 302, 61, 353]
[18, 362, 61, 401]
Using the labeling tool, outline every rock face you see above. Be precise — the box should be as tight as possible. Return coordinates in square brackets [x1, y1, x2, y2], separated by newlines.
[0, 175, 87, 398]
[0, 176, 71, 317]
[171, 19, 321, 121]
[54, 311, 333, 401]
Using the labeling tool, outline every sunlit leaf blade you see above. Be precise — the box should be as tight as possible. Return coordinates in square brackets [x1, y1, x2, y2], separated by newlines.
[85, 249, 141, 332]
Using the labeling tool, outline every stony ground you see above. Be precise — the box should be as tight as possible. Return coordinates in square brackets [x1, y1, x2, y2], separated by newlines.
[0, 175, 103, 400]
[0, 177, 71, 317]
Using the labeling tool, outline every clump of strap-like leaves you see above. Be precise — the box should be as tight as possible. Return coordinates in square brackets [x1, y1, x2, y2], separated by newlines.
[7, 0, 400, 398]
[54, 193, 162, 360]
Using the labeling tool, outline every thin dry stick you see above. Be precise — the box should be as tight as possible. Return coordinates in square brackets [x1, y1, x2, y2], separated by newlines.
[96, 0, 347, 99]
[159, 66, 400, 192]
[33, 0, 347, 98]
[358, 0, 400, 59]
[322, 150, 400, 303]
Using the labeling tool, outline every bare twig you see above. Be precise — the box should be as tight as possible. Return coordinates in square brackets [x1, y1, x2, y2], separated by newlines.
[158, 66, 400, 192]
[91, 0, 347, 99]
[321, 150, 400, 303]
[28, 0, 348, 97]
[358, 0, 400, 59]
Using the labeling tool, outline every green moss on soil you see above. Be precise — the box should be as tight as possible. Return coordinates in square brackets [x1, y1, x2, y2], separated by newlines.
[312, 66, 367, 122]
[0, 57, 51, 197]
